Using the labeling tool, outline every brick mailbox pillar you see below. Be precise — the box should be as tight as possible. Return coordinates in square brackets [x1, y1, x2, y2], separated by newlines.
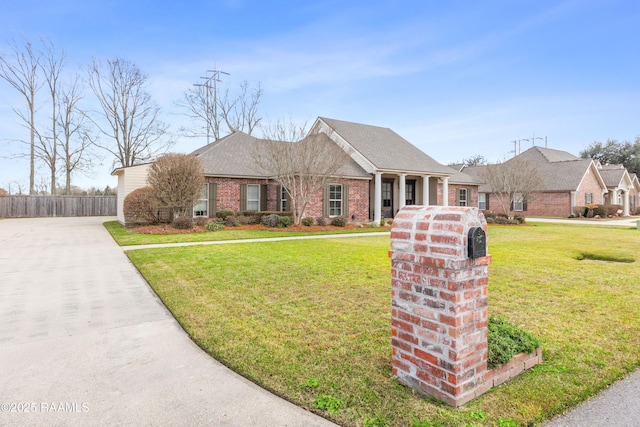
[389, 206, 492, 407]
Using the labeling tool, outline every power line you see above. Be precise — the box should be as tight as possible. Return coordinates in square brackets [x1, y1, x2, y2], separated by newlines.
[193, 68, 230, 144]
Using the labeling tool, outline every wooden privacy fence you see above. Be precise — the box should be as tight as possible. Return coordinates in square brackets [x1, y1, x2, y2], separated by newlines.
[0, 196, 117, 218]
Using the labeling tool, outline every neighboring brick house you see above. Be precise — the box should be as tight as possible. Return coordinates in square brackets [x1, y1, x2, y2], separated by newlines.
[112, 117, 480, 225]
[462, 146, 611, 217]
[599, 164, 637, 215]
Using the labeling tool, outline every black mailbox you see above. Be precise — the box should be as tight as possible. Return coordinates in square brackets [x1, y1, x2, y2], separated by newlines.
[467, 227, 487, 259]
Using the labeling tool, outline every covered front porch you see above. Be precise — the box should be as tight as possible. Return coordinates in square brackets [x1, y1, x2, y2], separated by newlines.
[605, 187, 633, 216]
[370, 172, 450, 222]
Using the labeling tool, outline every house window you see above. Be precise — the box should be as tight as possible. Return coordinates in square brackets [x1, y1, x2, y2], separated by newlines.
[478, 193, 487, 210]
[405, 180, 416, 205]
[585, 192, 593, 204]
[193, 184, 208, 217]
[246, 184, 260, 211]
[513, 193, 524, 211]
[329, 184, 343, 216]
[457, 188, 468, 206]
[382, 182, 392, 207]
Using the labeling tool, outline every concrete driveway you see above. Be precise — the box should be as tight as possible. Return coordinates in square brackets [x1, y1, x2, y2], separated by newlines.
[0, 217, 336, 427]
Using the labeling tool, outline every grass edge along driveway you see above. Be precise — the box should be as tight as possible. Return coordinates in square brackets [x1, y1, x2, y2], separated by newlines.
[116, 223, 640, 427]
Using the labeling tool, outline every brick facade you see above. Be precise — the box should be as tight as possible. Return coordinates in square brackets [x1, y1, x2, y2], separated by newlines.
[204, 176, 371, 222]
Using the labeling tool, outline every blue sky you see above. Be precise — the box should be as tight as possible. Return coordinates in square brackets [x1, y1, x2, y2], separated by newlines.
[1, 0, 639, 192]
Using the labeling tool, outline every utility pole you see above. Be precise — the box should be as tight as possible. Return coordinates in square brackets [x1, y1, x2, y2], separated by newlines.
[531, 134, 544, 147]
[194, 68, 229, 144]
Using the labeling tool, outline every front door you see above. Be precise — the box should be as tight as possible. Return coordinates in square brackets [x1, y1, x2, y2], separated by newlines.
[382, 180, 393, 218]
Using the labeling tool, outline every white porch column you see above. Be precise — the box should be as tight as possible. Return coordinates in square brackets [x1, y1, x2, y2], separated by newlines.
[623, 190, 630, 216]
[399, 174, 406, 210]
[570, 191, 576, 216]
[442, 177, 449, 206]
[422, 175, 430, 206]
[374, 172, 382, 223]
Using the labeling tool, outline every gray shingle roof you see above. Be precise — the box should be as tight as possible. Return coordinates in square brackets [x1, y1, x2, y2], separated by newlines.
[598, 165, 626, 187]
[191, 131, 370, 179]
[508, 147, 595, 191]
[463, 147, 597, 192]
[318, 117, 453, 176]
[446, 166, 483, 185]
[531, 146, 580, 163]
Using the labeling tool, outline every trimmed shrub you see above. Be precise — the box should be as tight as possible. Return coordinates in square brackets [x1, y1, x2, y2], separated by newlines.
[215, 209, 235, 220]
[592, 204, 607, 217]
[236, 214, 258, 225]
[301, 217, 314, 227]
[171, 215, 193, 230]
[330, 216, 348, 227]
[278, 215, 291, 228]
[225, 216, 239, 227]
[573, 206, 587, 217]
[513, 215, 525, 224]
[205, 221, 224, 232]
[261, 214, 280, 227]
[607, 204, 623, 216]
[239, 211, 293, 223]
[316, 217, 327, 226]
[194, 217, 209, 227]
[123, 186, 159, 225]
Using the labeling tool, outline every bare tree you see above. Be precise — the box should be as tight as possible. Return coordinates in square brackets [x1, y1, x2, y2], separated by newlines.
[259, 116, 308, 142]
[254, 130, 352, 225]
[88, 57, 170, 168]
[219, 81, 263, 135]
[480, 157, 544, 216]
[34, 39, 65, 195]
[147, 153, 204, 218]
[58, 73, 93, 194]
[0, 39, 42, 194]
[178, 76, 262, 142]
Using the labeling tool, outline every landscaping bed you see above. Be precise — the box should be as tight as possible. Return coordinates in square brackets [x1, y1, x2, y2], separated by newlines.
[128, 222, 376, 235]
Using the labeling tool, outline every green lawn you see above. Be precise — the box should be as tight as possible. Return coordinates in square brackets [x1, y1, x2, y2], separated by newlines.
[124, 223, 640, 426]
[104, 220, 388, 246]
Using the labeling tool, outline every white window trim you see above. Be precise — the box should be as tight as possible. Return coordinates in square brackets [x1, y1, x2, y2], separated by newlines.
[458, 188, 468, 207]
[478, 193, 487, 210]
[514, 193, 524, 212]
[246, 184, 260, 211]
[329, 184, 343, 217]
[193, 184, 208, 217]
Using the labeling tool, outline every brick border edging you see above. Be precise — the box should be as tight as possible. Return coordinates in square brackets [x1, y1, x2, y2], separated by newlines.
[475, 347, 544, 397]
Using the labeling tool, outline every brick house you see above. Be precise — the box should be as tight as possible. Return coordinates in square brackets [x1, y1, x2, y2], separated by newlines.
[461, 146, 639, 217]
[112, 117, 481, 225]
[599, 164, 637, 215]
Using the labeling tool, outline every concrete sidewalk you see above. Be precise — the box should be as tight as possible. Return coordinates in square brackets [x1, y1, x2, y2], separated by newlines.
[0, 217, 336, 427]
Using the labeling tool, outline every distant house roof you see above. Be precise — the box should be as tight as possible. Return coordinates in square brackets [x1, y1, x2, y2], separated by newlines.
[509, 147, 603, 191]
[446, 166, 482, 185]
[598, 164, 631, 189]
[460, 166, 490, 192]
[462, 146, 605, 193]
[314, 117, 454, 176]
[191, 131, 370, 179]
[530, 146, 580, 163]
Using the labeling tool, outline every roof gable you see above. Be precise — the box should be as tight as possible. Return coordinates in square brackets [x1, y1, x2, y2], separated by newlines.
[314, 117, 453, 176]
